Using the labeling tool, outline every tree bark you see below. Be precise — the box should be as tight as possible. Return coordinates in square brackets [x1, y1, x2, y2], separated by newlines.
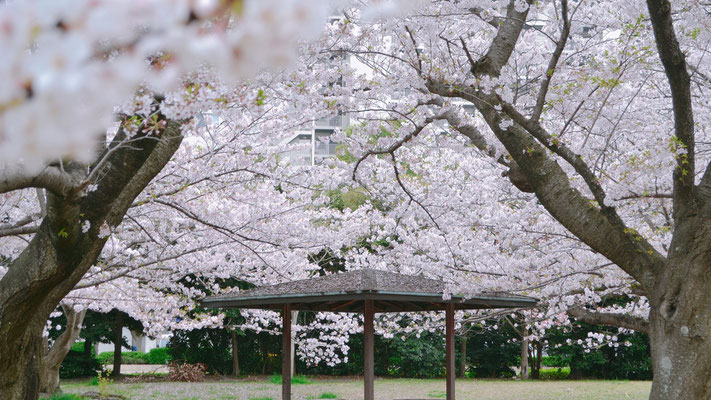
[112, 313, 123, 378]
[529, 340, 541, 380]
[84, 339, 93, 358]
[457, 336, 467, 378]
[39, 305, 87, 395]
[646, 234, 711, 400]
[519, 338, 529, 380]
[231, 330, 240, 377]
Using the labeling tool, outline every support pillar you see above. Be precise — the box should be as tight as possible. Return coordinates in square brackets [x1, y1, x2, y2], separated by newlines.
[446, 303, 455, 400]
[364, 300, 374, 400]
[282, 304, 292, 400]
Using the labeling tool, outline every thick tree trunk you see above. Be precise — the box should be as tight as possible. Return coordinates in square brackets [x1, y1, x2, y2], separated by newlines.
[112, 313, 123, 378]
[231, 330, 240, 377]
[0, 327, 43, 400]
[519, 338, 529, 380]
[646, 241, 711, 400]
[0, 117, 183, 399]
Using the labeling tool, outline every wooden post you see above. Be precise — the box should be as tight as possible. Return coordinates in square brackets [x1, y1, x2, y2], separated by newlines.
[282, 304, 292, 400]
[446, 303, 455, 400]
[364, 300, 375, 400]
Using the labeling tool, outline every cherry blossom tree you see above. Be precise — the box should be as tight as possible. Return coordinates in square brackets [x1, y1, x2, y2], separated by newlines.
[0, 0, 338, 397]
[301, 1, 711, 398]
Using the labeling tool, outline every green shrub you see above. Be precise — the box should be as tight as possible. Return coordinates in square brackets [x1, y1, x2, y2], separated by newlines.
[545, 321, 652, 380]
[541, 356, 565, 367]
[96, 351, 150, 365]
[59, 350, 101, 378]
[318, 393, 338, 399]
[70, 342, 85, 353]
[147, 347, 172, 364]
[97, 351, 112, 364]
[539, 367, 571, 380]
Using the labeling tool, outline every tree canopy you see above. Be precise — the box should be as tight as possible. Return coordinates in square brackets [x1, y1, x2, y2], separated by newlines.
[2, 1, 711, 399]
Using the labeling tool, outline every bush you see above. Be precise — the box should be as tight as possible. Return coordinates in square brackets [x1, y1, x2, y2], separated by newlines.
[97, 351, 150, 365]
[541, 356, 565, 367]
[539, 367, 571, 380]
[59, 349, 101, 378]
[147, 347, 172, 364]
[546, 322, 652, 380]
[96, 352, 112, 364]
[465, 322, 519, 378]
[385, 332, 445, 378]
[167, 362, 207, 382]
[168, 329, 233, 374]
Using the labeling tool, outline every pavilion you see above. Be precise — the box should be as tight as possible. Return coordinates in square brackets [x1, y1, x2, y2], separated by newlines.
[201, 269, 536, 400]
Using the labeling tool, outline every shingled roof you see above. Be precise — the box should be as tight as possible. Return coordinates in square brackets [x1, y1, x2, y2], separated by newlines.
[201, 269, 536, 313]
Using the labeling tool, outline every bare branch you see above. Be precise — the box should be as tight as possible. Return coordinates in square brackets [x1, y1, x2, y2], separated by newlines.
[568, 306, 649, 333]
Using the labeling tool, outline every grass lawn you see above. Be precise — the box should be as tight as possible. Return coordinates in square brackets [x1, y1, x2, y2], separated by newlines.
[60, 376, 651, 400]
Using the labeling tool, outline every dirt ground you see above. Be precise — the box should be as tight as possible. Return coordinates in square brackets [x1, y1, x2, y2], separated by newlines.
[61, 376, 652, 400]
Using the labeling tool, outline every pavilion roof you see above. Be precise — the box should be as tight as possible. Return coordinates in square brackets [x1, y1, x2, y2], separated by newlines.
[201, 269, 536, 313]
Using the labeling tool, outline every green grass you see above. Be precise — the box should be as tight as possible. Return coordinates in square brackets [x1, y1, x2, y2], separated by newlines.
[249, 398, 273, 400]
[42, 394, 85, 400]
[60, 377, 652, 400]
[307, 393, 338, 399]
[268, 374, 311, 384]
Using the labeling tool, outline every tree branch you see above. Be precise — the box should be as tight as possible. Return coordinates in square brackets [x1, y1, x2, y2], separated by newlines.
[0, 164, 83, 197]
[45, 305, 87, 369]
[568, 306, 648, 333]
[469, 0, 532, 77]
[646, 0, 696, 218]
[532, 0, 570, 120]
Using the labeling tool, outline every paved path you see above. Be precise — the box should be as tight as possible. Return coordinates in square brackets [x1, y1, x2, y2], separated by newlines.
[103, 364, 169, 374]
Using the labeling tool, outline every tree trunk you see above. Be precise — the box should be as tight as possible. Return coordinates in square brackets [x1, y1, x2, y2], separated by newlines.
[39, 305, 87, 395]
[231, 330, 240, 377]
[112, 313, 123, 378]
[84, 339, 93, 358]
[0, 117, 183, 399]
[646, 245, 711, 400]
[569, 364, 583, 380]
[529, 340, 541, 380]
[457, 336, 467, 378]
[0, 327, 43, 400]
[260, 337, 268, 375]
[519, 338, 529, 380]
